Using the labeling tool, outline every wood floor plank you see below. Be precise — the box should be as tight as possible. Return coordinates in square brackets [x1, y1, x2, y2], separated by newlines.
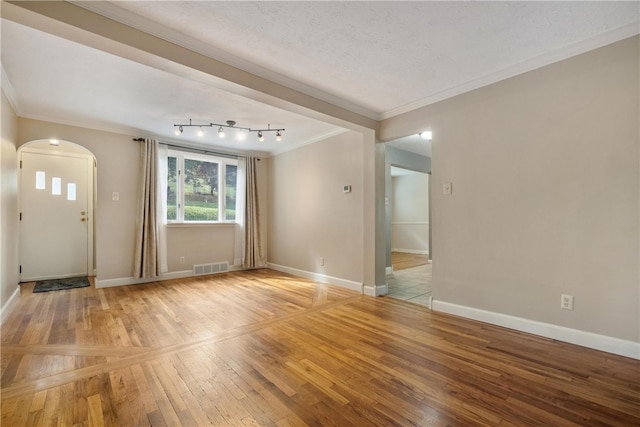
[39, 385, 61, 426]
[141, 362, 183, 426]
[180, 389, 216, 426]
[87, 393, 105, 427]
[107, 368, 134, 426]
[128, 364, 160, 420]
[2, 269, 639, 426]
[2, 343, 152, 357]
[391, 251, 429, 271]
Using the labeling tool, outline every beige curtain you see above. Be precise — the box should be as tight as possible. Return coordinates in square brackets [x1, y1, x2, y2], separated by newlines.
[133, 138, 160, 278]
[243, 156, 265, 268]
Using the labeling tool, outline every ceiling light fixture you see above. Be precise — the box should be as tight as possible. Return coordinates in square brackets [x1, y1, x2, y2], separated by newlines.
[419, 131, 432, 141]
[173, 119, 285, 142]
[49, 139, 59, 146]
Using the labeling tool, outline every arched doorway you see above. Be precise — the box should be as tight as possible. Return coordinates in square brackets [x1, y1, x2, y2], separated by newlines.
[18, 140, 96, 281]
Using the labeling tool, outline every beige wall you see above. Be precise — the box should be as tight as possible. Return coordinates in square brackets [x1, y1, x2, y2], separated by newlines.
[268, 131, 365, 283]
[392, 173, 429, 254]
[380, 36, 639, 342]
[1, 89, 20, 312]
[17, 119, 260, 282]
[166, 225, 236, 271]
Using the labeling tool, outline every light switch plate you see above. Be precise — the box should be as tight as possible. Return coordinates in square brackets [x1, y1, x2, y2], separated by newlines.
[443, 182, 452, 195]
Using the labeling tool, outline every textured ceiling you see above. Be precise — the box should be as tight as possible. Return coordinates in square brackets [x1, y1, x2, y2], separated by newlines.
[2, 1, 638, 156]
[83, 1, 639, 117]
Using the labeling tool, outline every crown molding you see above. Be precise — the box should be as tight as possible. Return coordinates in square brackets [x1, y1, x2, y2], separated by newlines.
[17, 111, 345, 158]
[18, 111, 154, 139]
[1, 64, 21, 116]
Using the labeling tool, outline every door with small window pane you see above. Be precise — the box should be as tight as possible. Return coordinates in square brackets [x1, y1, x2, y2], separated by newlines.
[20, 151, 92, 281]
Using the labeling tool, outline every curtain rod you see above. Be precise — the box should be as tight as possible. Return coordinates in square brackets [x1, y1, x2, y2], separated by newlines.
[132, 138, 254, 160]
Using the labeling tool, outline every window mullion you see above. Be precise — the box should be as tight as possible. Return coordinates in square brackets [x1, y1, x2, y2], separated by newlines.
[219, 163, 226, 222]
[178, 156, 185, 222]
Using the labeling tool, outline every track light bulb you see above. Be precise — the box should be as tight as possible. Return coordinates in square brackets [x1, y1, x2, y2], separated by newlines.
[419, 131, 432, 141]
[275, 130, 282, 141]
[218, 126, 225, 138]
[197, 127, 204, 137]
[258, 131, 264, 142]
[175, 125, 183, 136]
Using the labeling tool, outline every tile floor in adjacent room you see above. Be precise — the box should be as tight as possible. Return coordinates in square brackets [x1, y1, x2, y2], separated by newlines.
[386, 262, 432, 307]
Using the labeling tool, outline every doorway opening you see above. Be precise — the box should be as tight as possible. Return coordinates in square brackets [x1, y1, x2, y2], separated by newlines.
[384, 136, 432, 307]
[386, 167, 431, 306]
[18, 140, 96, 283]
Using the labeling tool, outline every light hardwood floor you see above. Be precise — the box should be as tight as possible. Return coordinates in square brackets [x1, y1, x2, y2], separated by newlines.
[391, 251, 429, 271]
[2, 269, 639, 426]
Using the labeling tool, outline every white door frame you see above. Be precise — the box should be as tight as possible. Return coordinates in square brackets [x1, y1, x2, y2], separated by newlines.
[18, 140, 96, 281]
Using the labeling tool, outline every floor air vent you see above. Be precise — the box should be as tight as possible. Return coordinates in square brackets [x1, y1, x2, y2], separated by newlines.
[193, 261, 229, 276]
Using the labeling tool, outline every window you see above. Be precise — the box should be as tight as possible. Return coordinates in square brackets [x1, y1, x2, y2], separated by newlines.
[167, 150, 239, 223]
[51, 177, 62, 195]
[35, 171, 46, 189]
[67, 183, 77, 201]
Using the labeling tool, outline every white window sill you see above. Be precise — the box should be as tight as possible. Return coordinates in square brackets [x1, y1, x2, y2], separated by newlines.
[167, 222, 238, 228]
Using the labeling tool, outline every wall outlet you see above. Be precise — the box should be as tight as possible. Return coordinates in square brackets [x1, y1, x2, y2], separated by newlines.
[179, 256, 185, 264]
[560, 294, 574, 310]
[320, 257, 324, 266]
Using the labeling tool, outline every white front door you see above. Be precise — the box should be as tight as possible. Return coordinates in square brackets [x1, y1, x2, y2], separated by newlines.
[20, 150, 93, 281]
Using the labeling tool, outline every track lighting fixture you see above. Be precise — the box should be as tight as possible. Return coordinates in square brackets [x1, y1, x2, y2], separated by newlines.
[173, 119, 285, 142]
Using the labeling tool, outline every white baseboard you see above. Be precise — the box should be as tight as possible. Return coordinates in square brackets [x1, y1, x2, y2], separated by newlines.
[364, 283, 388, 297]
[1, 286, 20, 325]
[432, 300, 640, 360]
[95, 270, 193, 288]
[95, 264, 251, 288]
[392, 248, 429, 255]
[267, 263, 363, 293]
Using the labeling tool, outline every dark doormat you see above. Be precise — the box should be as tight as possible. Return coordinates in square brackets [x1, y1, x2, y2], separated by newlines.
[33, 276, 90, 293]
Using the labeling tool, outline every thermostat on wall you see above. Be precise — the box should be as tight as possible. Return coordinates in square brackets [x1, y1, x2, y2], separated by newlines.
[343, 185, 351, 193]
